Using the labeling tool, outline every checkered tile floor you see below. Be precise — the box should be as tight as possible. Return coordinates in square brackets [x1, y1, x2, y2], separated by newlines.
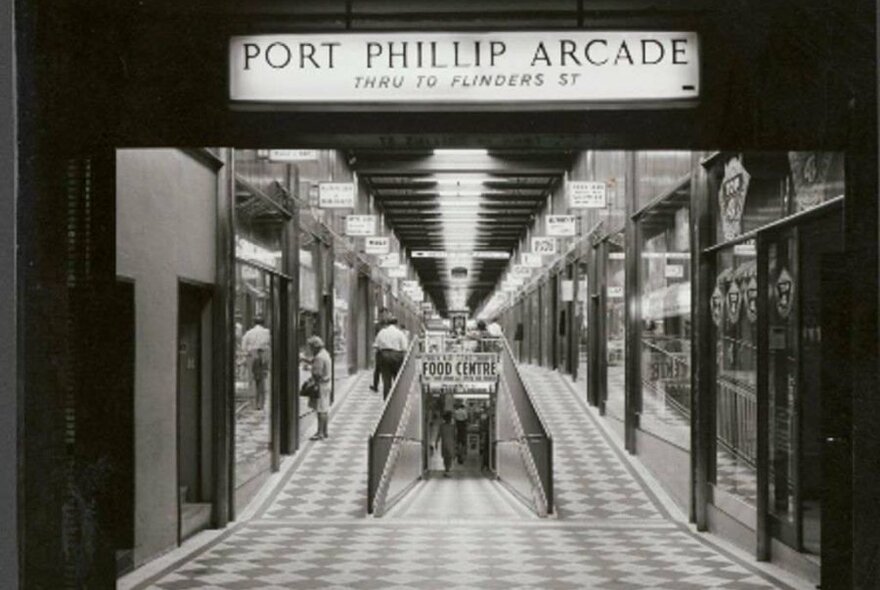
[126, 367, 805, 590]
[234, 404, 271, 476]
[519, 366, 662, 521]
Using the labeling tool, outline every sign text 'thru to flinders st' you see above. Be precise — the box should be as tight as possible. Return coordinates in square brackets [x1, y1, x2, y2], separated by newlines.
[229, 32, 700, 105]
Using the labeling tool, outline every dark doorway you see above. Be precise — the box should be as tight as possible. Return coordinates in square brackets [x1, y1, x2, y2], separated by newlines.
[177, 282, 214, 543]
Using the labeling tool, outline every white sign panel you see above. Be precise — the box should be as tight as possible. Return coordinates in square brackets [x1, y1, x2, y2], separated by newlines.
[269, 149, 318, 161]
[345, 215, 376, 236]
[546, 215, 577, 237]
[511, 265, 532, 277]
[387, 266, 407, 278]
[522, 252, 543, 268]
[378, 252, 400, 268]
[665, 263, 685, 279]
[365, 236, 390, 254]
[230, 32, 700, 105]
[401, 279, 419, 291]
[608, 286, 624, 298]
[561, 280, 574, 302]
[319, 182, 356, 208]
[531, 237, 558, 255]
[568, 181, 607, 208]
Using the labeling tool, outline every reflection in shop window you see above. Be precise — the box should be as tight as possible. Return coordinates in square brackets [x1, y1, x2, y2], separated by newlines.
[638, 190, 691, 450]
[712, 245, 758, 505]
[605, 233, 626, 421]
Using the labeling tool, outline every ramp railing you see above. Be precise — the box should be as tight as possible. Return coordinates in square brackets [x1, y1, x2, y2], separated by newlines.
[367, 338, 421, 515]
[495, 337, 554, 516]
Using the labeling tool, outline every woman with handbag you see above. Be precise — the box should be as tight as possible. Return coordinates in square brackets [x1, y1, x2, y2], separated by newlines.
[301, 336, 333, 441]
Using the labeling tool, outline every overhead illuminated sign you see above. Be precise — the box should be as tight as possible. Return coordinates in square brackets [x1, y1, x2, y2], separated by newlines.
[230, 31, 700, 106]
[411, 250, 510, 259]
[421, 353, 499, 384]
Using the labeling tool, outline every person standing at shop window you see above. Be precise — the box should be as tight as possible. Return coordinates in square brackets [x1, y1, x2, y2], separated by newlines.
[374, 316, 409, 400]
[369, 307, 390, 393]
[301, 336, 332, 441]
[241, 316, 270, 411]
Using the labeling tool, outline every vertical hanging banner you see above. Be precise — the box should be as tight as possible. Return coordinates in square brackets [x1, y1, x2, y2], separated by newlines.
[345, 214, 376, 236]
[319, 182, 356, 208]
[230, 32, 700, 106]
[546, 215, 577, 236]
[568, 181, 607, 208]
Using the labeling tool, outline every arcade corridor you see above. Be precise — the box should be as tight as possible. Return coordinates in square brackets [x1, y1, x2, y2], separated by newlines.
[120, 368, 809, 590]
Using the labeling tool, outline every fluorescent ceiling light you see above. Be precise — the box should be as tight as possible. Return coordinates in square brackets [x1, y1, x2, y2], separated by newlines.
[436, 199, 482, 207]
[433, 149, 488, 156]
[436, 190, 482, 198]
[434, 177, 488, 186]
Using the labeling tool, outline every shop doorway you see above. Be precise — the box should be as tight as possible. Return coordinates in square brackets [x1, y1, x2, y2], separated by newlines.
[176, 282, 213, 543]
[759, 208, 846, 562]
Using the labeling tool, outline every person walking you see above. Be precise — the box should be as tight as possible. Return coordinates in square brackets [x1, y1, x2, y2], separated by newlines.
[373, 316, 409, 400]
[301, 335, 332, 441]
[433, 411, 457, 477]
[369, 307, 389, 393]
[453, 402, 469, 463]
[241, 316, 271, 410]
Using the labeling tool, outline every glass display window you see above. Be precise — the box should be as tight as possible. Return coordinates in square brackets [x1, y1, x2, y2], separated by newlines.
[637, 183, 691, 450]
[605, 231, 626, 422]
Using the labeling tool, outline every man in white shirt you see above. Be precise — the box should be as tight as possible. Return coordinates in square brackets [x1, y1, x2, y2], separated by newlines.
[487, 319, 503, 337]
[374, 317, 409, 400]
[241, 317, 271, 410]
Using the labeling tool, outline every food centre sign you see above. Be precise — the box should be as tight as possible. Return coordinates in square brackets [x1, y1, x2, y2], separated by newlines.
[230, 31, 699, 105]
[421, 353, 499, 384]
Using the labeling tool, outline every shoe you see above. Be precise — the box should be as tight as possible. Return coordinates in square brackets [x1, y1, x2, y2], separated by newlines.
[310, 434, 322, 441]
[369, 385, 378, 392]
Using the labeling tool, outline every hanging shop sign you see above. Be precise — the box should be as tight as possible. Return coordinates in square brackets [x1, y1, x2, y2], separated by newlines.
[421, 353, 499, 384]
[531, 237, 558, 255]
[546, 215, 577, 237]
[236, 237, 280, 267]
[561, 280, 575, 302]
[568, 181, 607, 209]
[345, 214, 376, 236]
[775, 267, 795, 319]
[230, 31, 700, 106]
[378, 252, 400, 267]
[365, 236, 391, 254]
[401, 279, 419, 292]
[719, 156, 750, 241]
[521, 252, 543, 268]
[665, 262, 685, 279]
[387, 266, 407, 278]
[608, 285, 624, 299]
[269, 149, 318, 161]
[511, 265, 532, 277]
[319, 182, 356, 208]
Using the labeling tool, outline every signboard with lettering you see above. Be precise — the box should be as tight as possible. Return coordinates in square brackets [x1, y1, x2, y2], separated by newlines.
[568, 181, 607, 208]
[511, 265, 532, 277]
[401, 279, 419, 291]
[319, 182, 356, 208]
[387, 266, 407, 278]
[521, 252, 543, 268]
[531, 237, 558, 255]
[345, 215, 376, 236]
[269, 149, 318, 161]
[546, 215, 577, 236]
[420, 353, 499, 384]
[230, 32, 700, 106]
[561, 280, 574, 302]
[378, 253, 400, 268]
[365, 236, 390, 254]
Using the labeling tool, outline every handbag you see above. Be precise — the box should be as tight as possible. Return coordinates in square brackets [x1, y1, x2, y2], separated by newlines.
[300, 378, 318, 399]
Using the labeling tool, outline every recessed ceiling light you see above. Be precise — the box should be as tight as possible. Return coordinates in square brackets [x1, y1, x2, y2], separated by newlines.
[433, 149, 488, 156]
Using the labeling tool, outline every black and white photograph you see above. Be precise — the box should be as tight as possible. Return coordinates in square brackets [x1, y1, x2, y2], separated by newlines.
[4, 2, 880, 589]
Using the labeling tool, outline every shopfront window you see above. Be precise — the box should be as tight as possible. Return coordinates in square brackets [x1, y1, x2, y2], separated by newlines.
[711, 152, 845, 244]
[298, 232, 320, 424]
[605, 232, 626, 422]
[712, 245, 758, 505]
[638, 185, 691, 450]
[333, 257, 355, 387]
[577, 259, 589, 383]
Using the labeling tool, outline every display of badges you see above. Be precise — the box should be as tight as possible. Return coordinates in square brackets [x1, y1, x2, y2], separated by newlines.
[726, 280, 741, 325]
[746, 276, 758, 323]
[775, 267, 795, 319]
[719, 156, 750, 240]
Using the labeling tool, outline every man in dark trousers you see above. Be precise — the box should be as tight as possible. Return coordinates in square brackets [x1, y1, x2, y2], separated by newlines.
[369, 307, 389, 392]
[373, 316, 408, 400]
